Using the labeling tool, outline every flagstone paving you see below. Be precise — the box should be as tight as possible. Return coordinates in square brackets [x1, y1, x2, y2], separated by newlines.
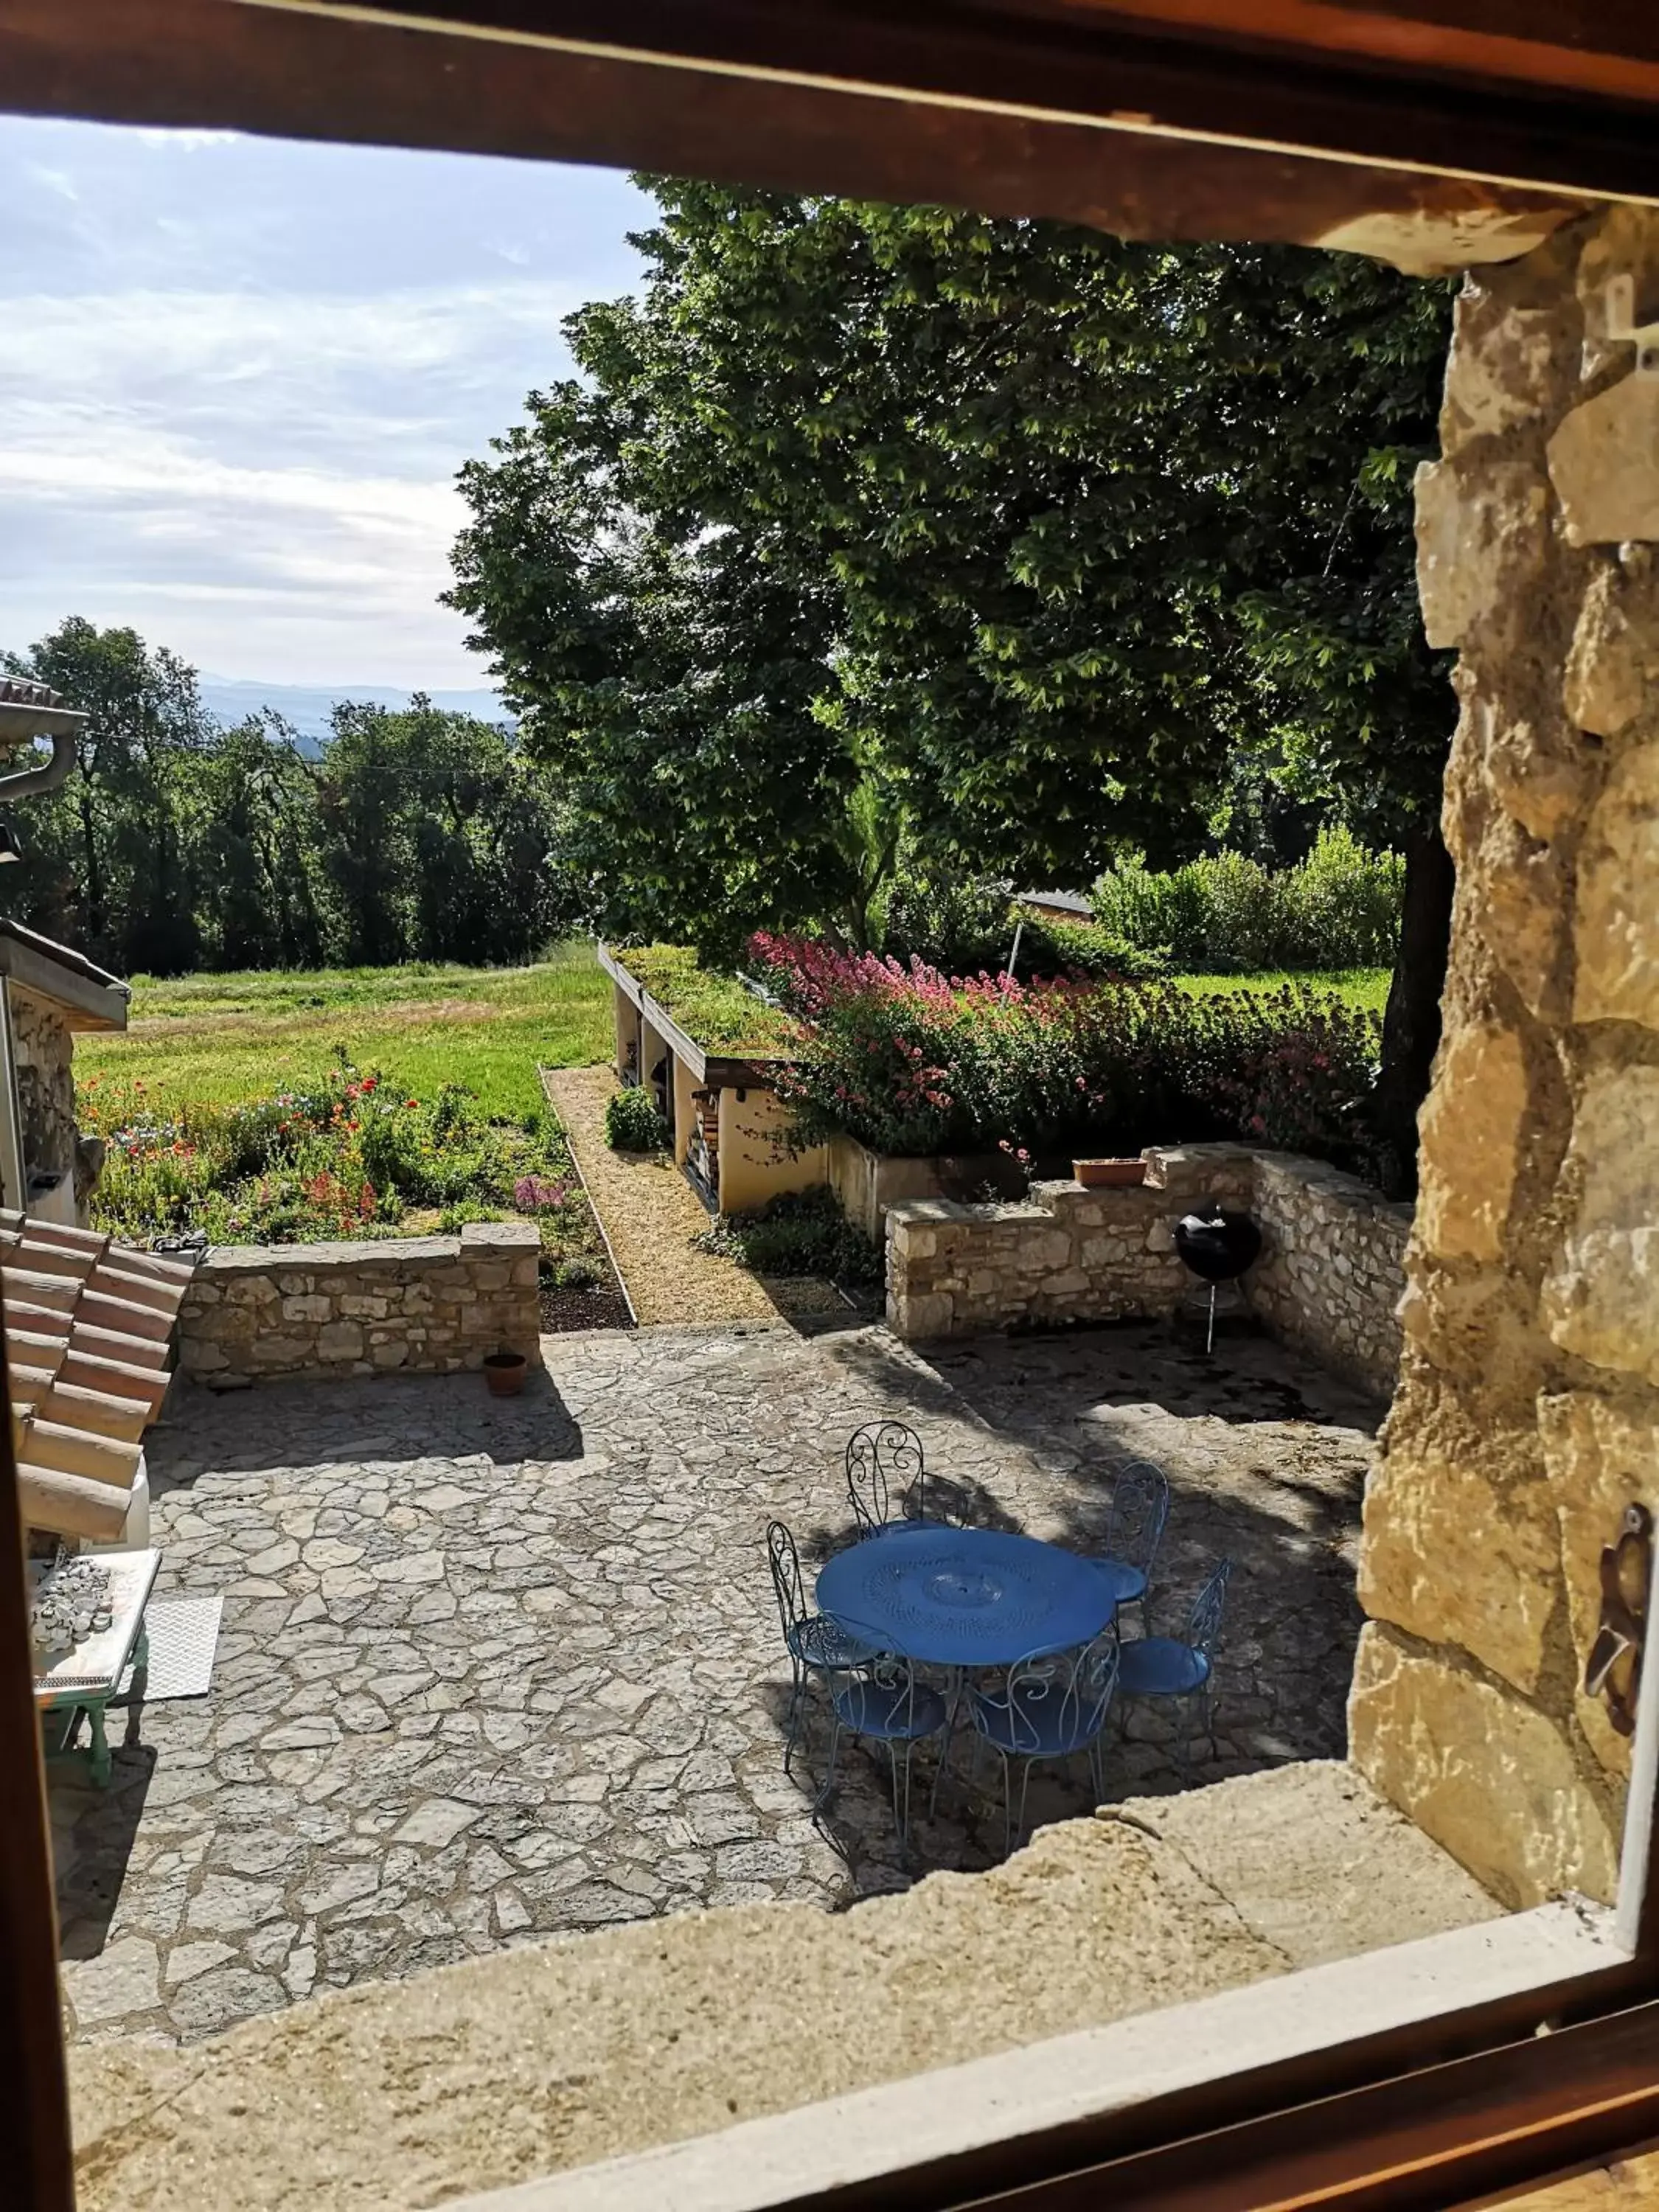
[51, 1314, 1379, 2047]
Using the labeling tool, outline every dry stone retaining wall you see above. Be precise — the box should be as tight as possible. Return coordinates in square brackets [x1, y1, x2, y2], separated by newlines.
[886, 1144, 1406, 1397]
[1349, 204, 1659, 1912]
[177, 1220, 542, 1387]
[1248, 1154, 1411, 1394]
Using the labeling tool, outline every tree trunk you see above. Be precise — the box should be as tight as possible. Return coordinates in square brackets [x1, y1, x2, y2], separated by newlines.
[1367, 822, 1455, 1200]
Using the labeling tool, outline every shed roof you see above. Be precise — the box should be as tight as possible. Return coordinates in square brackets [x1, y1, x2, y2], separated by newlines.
[0, 918, 129, 1032]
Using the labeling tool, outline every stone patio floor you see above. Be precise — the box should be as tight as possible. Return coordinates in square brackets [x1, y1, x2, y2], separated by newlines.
[51, 1313, 1380, 2048]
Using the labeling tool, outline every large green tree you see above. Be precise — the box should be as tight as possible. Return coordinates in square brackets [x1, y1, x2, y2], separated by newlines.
[449, 183, 1453, 1175]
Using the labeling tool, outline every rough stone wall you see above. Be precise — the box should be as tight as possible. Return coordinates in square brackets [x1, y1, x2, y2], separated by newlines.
[1248, 1155, 1411, 1394]
[11, 985, 77, 1180]
[178, 1220, 542, 1387]
[1349, 207, 1659, 1910]
[887, 1145, 1405, 1397]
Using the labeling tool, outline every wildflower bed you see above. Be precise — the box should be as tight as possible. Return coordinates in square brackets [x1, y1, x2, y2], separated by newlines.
[79, 1055, 613, 1293]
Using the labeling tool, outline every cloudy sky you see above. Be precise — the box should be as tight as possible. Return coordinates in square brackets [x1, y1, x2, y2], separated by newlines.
[0, 121, 650, 687]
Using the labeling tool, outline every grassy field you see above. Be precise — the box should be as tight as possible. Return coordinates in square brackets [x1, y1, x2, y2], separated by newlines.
[76, 944, 614, 1123]
[1175, 966, 1391, 1012]
[77, 945, 1389, 1121]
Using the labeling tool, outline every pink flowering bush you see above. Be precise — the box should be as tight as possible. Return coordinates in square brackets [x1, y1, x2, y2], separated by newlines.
[746, 934, 1380, 1167]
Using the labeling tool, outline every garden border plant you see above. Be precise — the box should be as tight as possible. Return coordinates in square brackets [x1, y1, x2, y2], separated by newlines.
[77, 1049, 615, 1290]
[745, 933, 1384, 1180]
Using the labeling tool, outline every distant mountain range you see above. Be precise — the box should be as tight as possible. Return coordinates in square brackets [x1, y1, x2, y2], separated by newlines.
[198, 675, 513, 754]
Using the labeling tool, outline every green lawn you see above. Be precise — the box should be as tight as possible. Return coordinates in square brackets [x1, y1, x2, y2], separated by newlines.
[1174, 967, 1391, 1012]
[77, 943, 614, 1123]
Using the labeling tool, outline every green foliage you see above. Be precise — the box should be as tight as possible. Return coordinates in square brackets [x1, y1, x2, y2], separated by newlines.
[613, 943, 793, 1052]
[604, 1084, 669, 1152]
[1019, 915, 1169, 981]
[694, 1187, 882, 1285]
[1, 619, 586, 977]
[880, 872, 1019, 978]
[449, 185, 1451, 966]
[1091, 830, 1402, 973]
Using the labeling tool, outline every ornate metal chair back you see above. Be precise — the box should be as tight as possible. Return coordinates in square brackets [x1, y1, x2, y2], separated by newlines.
[844, 1419, 926, 1535]
[1105, 1458, 1170, 1571]
[765, 1517, 806, 1644]
[988, 1623, 1121, 1757]
[1186, 1558, 1234, 1661]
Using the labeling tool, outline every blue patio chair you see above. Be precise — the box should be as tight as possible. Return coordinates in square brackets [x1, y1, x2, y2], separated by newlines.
[765, 1520, 871, 1776]
[1086, 1458, 1170, 1634]
[966, 1624, 1121, 1859]
[844, 1419, 928, 1537]
[1116, 1558, 1233, 1778]
[815, 1614, 948, 1854]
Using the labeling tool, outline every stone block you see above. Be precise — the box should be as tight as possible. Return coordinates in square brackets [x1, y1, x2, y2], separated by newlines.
[372, 1341, 409, 1370]
[282, 1295, 330, 1322]
[1415, 454, 1549, 652]
[225, 1276, 279, 1307]
[1542, 1065, 1659, 1385]
[1358, 1424, 1560, 1695]
[1548, 373, 1659, 546]
[510, 1258, 540, 1289]
[1564, 554, 1659, 737]
[1349, 1624, 1619, 1909]
[894, 1292, 951, 1338]
[1573, 740, 1659, 1029]
[316, 1320, 366, 1362]
[181, 1341, 229, 1374]
[338, 1295, 391, 1319]
[470, 1264, 511, 1293]
[1414, 1020, 1529, 1264]
[1538, 1389, 1657, 1779]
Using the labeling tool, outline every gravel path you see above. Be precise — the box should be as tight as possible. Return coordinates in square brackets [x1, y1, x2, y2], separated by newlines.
[540, 1066, 837, 1326]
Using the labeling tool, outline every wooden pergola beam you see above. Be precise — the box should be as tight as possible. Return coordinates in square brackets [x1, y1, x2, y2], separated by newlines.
[3, 0, 1653, 271]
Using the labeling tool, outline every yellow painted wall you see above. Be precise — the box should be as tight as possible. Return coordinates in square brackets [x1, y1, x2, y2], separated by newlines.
[716, 1084, 827, 1215]
[671, 1051, 698, 1166]
[611, 984, 640, 1082]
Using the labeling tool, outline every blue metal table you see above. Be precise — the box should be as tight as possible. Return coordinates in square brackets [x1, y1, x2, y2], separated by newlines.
[815, 1524, 1113, 1669]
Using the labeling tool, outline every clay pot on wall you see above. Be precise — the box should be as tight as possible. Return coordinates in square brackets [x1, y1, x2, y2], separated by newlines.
[483, 1351, 528, 1398]
[1074, 1158, 1147, 1189]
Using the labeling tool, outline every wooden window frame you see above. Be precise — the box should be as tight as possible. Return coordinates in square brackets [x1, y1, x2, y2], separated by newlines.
[4, 8, 1658, 2205]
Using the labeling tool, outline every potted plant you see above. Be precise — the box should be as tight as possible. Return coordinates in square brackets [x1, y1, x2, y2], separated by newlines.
[1073, 1157, 1147, 1189]
[482, 1349, 529, 1398]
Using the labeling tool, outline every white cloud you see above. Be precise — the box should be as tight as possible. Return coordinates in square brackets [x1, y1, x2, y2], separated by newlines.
[0, 122, 650, 685]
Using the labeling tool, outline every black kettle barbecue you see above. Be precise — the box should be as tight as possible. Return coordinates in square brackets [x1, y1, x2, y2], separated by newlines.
[1174, 1205, 1262, 1352]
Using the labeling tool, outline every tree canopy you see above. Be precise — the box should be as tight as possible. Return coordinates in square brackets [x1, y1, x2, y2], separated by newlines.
[449, 184, 1453, 949]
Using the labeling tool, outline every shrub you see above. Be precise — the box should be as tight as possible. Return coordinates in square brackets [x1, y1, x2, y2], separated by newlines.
[1018, 914, 1168, 982]
[745, 933, 1380, 1173]
[882, 873, 1018, 978]
[605, 1083, 669, 1152]
[1090, 829, 1402, 972]
[695, 1186, 883, 1284]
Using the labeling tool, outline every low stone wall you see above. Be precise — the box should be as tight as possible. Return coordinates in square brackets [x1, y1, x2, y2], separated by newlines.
[1248, 1154, 1412, 1394]
[827, 1132, 1025, 1242]
[887, 1145, 1408, 1397]
[178, 1220, 542, 1387]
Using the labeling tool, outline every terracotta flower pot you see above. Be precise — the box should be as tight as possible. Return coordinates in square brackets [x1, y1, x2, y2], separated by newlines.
[1073, 1158, 1147, 1189]
[482, 1351, 528, 1398]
